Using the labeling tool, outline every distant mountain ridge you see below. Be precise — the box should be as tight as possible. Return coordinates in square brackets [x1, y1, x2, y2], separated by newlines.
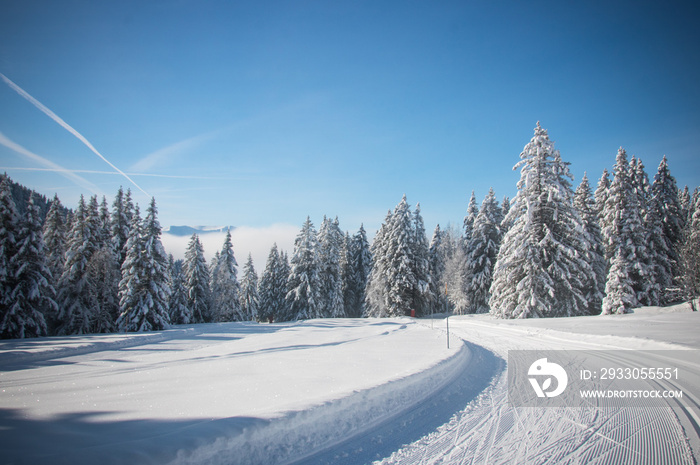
[164, 225, 235, 237]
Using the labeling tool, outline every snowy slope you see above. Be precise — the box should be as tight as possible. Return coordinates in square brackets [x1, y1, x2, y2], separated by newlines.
[1, 307, 698, 464]
[0, 319, 464, 465]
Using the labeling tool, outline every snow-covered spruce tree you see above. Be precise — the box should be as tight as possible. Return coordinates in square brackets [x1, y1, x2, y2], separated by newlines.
[648, 156, 683, 303]
[428, 224, 446, 314]
[489, 122, 594, 319]
[210, 230, 243, 321]
[85, 246, 120, 333]
[183, 233, 210, 324]
[117, 199, 171, 332]
[317, 216, 345, 318]
[384, 195, 417, 317]
[168, 257, 191, 324]
[573, 173, 606, 314]
[364, 211, 392, 317]
[629, 156, 651, 219]
[56, 195, 99, 334]
[4, 195, 55, 338]
[594, 169, 611, 245]
[286, 217, 322, 320]
[42, 194, 66, 284]
[259, 244, 288, 322]
[111, 187, 132, 267]
[345, 224, 371, 318]
[465, 188, 502, 314]
[0, 176, 20, 337]
[463, 190, 479, 247]
[600, 148, 651, 312]
[676, 196, 700, 310]
[412, 204, 432, 316]
[239, 254, 259, 321]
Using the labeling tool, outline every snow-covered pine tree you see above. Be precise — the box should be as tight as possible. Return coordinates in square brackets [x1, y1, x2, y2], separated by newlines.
[346, 224, 371, 318]
[676, 195, 700, 310]
[341, 232, 353, 317]
[239, 253, 259, 321]
[412, 204, 431, 317]
[317, 216, 345, 318]
[259, 244, 284, 322]
[630, 156, 651, 219]
[111, 187, 132, 267]
[463, 191, 479, 247]
[574, 173, 605, 314]
[117, 199, 171, 332]
[286, 217, 322, 320]
[594, 169, 611, 243]
[601, 148, 650, 313]
[85, 246, 120, 333]
[489, 122, 593, 318]
[4, 195, 55, 338]
[210, 230, 243, 321]
[168, 256, 191, 324]
[428, 224, 446, 313]
[42, 194, 66, 285]
[56, 195, 99, 334]
[0, 176, 20, 337]
[648, 156, 683, 304]
[384, 195, 417, 317]
[365, 211, 392, 317]
[183, 233, 210, 324]
[465, 188, 502, 314]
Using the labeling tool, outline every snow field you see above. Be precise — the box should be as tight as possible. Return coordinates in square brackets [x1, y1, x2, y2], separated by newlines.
[0, 318, 467, 464]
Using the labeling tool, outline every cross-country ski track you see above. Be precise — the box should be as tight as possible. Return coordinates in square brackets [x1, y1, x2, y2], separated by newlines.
[0, 306, 698, 465]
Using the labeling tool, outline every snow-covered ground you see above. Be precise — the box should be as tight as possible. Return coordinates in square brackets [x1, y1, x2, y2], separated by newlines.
[1, 304, 698, 464]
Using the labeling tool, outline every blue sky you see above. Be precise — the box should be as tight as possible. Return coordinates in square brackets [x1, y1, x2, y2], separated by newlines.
[1, 0, 699, 253]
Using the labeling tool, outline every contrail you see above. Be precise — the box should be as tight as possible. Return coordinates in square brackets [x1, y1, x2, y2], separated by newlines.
[0, 166, 223, 180]
[0, 73, 150, 197]
[0, 132, 103, 195]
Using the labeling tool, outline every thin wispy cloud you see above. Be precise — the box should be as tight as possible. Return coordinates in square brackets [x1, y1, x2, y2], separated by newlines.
[0, 73, 149, 197]
[130, 129, 224, 173]
[0, 132, 103, 195]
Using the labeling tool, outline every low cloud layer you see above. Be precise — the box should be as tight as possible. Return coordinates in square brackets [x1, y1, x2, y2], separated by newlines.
[161, 223, 298, 271]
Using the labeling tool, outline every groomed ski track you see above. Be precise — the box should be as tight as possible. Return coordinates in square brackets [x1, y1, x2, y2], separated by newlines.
[295, 317, 699, 465]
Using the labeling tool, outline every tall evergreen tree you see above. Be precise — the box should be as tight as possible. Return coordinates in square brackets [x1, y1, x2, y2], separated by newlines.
[574, 173, 605, 314]
[384, 195, 417, 317]
[168, 256, 191, 324]
[463, 191, 479, 246]
[286, 217, 322, 320]
[3, 195, 54, 338]
[0, 176, 20, 336]
[428, 224, 447, 313]
[648, 156, 683, 304]
[676, 196, 700, 310]
[111, 187, 132, 267]
[56, 196, 98, 334]
[465, 188, 502, 314]
[489, 123, 594, 318]
[317, 216, 345, 318]
[365, 211, 392, 317]
[346, 225, 371, 318]
[259, 244, 287, 322]
[412, 204, 432, 316]
[601, 149, 650, 313]
[210, 230, 243, 321]
[42, 194, 66, 284]
[183, 233, 210, 323]
[678, 185, 691, 228]
[117, 199, 171, 331]
[239, 254, 259, 321]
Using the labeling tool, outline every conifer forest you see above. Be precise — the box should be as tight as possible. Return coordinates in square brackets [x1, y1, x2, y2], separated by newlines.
[2, 123, 699, 339]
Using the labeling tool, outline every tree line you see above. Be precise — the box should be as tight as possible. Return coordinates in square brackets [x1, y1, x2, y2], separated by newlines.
[1, 122, 698, 338]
